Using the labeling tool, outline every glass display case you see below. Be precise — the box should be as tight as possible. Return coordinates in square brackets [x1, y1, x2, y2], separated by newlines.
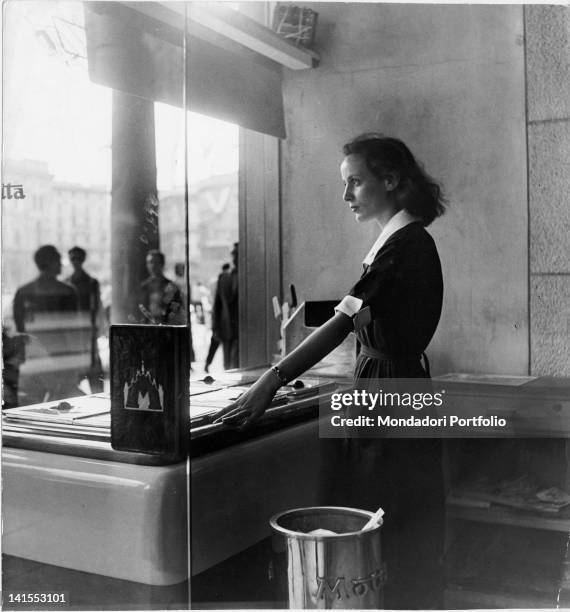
[1, 3, 318, 609]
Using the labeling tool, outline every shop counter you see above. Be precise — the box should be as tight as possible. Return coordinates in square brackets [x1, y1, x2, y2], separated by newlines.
[1, 374, 335, 609]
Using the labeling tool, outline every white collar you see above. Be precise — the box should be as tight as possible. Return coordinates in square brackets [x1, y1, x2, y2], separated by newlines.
[362, 209, 420, 266]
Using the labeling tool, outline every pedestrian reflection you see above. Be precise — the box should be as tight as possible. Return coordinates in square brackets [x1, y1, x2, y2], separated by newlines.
[138, 250, 184, 325]
[210, 243, 239, 370]
[10, 245, 89, 405]
[66, 246, 104, 391]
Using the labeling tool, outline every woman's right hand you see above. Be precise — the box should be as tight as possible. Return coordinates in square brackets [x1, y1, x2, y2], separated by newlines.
[213, 369, 282, 429]
[212, 312, 353, 429]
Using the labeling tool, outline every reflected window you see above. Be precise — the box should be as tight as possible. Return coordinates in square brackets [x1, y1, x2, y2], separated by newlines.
[2, 1, 111, 406]
[2, 2, 241, 407]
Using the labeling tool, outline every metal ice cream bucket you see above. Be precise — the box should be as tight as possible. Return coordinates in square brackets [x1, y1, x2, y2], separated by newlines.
[270, 506, 384, 609]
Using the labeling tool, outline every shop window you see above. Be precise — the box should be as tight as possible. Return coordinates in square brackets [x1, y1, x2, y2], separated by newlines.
[1, 1, 246, 408]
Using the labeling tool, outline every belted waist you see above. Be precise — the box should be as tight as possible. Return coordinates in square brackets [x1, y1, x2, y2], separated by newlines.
[359, 345, 431, 376]
[359, 345, 396, 360]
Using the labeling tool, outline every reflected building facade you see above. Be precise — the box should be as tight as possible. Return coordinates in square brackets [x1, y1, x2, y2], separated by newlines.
[2, 158, 111, 306]
[159, 172, 238, 285]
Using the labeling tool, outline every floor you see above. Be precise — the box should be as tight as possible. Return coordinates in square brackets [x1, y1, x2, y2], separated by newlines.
[2, 539, 286, 611]
[190, 538, 287, 609]
[1, 555, 189, 611]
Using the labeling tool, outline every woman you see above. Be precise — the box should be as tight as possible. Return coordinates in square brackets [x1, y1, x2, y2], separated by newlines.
[217, 134, 447, 608]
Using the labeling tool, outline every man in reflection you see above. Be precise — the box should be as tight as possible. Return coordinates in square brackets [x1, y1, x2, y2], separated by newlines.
[212, 243, 239, 370]
[66, 246, 104, 390]
[204, 263, 229, 373]
[12, 245, 80, 403]
[13, 245, 79, 332]
[138, 250, 184, 325]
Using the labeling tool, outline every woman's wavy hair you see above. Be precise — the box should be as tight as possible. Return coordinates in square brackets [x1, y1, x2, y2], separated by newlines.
[342, 133, 446, 226]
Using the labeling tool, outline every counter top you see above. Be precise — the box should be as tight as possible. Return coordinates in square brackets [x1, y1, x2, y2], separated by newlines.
[2, 371, 345, 463]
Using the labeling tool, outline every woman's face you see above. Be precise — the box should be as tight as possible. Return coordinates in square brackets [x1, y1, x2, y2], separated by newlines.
[340, 154, 394, 224]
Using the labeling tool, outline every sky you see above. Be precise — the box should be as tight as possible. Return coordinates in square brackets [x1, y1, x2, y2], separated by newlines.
[2, 1, 239, 190]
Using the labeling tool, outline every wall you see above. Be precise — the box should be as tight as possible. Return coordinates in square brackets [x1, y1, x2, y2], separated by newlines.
[280, 4, 528, 375]
[526, 5, 570, 376]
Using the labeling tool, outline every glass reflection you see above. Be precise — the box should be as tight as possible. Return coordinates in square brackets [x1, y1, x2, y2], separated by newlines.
[2, 1, 111, 405]
[187, 112, 238, 375]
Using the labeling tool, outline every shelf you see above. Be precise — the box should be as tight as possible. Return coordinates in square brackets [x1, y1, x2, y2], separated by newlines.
[444, 434, 570, 609]
[124, 2, 319, 70]
[444, 525, 566, 608]
[444, 585, 558, 609]
[447, 501, 570, 532]
[185, 4, 319, 70]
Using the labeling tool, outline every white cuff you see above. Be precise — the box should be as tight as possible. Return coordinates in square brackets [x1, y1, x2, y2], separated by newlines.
[334, 295, 363, 318]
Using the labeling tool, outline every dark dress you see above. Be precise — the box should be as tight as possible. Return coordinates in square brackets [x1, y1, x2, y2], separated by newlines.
[350, 221, 443, 379]
[322, 222, 445, 609]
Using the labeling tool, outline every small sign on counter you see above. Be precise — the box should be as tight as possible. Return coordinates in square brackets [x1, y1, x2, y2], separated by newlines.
[110, 324, 190, 462]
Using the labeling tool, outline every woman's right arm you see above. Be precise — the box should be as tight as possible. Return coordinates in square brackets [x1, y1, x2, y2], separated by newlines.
[214, 311, 353, 427]
[276, 311, 354, 383]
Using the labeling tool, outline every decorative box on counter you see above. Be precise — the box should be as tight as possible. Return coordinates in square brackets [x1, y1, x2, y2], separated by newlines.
[110, 324, 190, 462]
